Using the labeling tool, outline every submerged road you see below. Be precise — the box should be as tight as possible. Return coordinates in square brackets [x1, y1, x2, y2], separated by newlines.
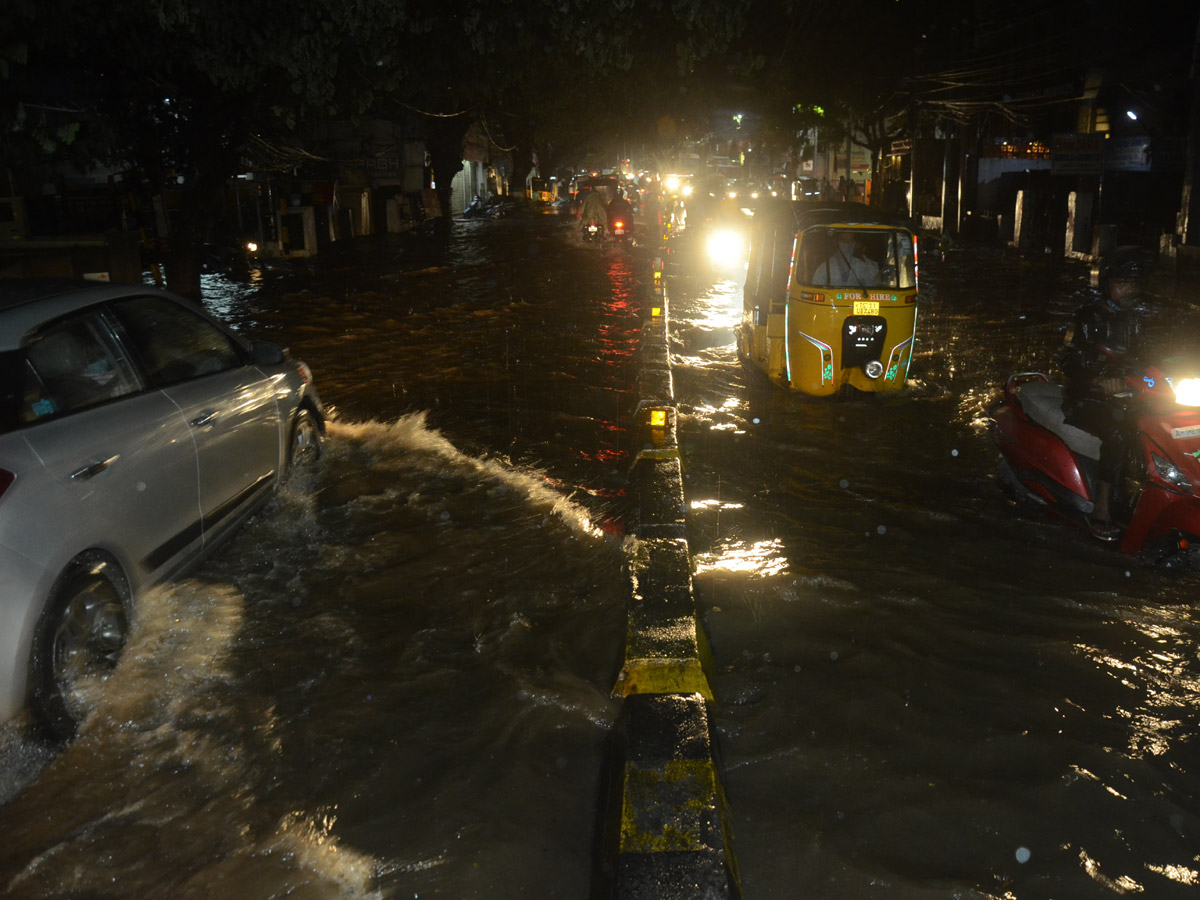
[1, 210, 1199, 899]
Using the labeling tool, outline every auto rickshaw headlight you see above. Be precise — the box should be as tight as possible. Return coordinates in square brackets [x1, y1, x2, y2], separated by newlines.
[865, 360, 885, 379]
[1172, 377, 1200, 406]
[706, 229, 745, 269]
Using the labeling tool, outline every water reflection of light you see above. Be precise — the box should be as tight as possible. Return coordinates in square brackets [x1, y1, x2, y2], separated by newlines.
[1145, 863, 1200, 886]
[690, 499, 745, 511]
[689, 280, 743, 332]
[1079, 848, 1143, 893]
[201, 271, 258, 323]
[694, 538, 788, 577]
[690, 397, 748, 434]
[1075, 617, 1200, 759]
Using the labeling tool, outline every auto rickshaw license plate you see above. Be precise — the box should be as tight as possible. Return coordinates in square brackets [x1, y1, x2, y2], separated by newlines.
[853, 301, 879, 315]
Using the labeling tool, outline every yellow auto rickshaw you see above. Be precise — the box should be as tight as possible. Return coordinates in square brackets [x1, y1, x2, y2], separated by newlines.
[737, 201, 918, 396]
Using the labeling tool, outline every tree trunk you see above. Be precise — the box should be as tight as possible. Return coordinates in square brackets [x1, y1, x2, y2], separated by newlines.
[162, 185, 205, 303]
[425, 114, 471, 224]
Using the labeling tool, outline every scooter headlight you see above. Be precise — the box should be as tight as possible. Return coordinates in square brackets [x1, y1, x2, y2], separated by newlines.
[1172, 377, 1200, 406]
[1151, 452, 1194, 494]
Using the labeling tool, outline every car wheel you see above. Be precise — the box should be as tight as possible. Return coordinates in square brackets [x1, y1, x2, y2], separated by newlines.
[31, 556, 131, 741]
[286, 407, 321, 479]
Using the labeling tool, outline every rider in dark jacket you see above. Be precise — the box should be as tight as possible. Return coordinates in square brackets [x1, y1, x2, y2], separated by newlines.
[1060, 249, 1149, 539]
[607, 189, 635, 230]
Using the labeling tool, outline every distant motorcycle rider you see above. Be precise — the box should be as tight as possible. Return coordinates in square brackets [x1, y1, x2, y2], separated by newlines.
[578, 188, 608, 230]
[607, 188, 634, 229]
[1059, 248, 1150, 539]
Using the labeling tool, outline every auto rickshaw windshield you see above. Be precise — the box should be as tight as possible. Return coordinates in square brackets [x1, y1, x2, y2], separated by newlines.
[798, 227, 915, 289]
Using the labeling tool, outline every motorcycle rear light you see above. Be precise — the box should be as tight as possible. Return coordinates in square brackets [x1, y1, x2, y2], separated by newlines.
[1151, 452, 1194, 494]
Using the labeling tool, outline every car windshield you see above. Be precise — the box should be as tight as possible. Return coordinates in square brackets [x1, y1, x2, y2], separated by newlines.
[796, 227, 915, 289]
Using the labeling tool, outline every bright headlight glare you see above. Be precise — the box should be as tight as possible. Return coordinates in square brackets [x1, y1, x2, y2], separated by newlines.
[707, 230, 744, 268]
[682, 185, 694, 197]
[1173, 377, 1200, 406]
[1152, 452, 1194, 493]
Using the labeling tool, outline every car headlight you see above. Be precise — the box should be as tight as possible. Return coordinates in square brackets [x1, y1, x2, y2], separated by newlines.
[1172, 377, 1200, 406]
[1152, 452, 1194, 493]
[706, 230, 745, 269]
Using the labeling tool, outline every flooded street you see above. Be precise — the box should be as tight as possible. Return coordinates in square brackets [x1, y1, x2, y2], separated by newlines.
[666, 242, 1200, 898]
[3, 210, 1200, 899]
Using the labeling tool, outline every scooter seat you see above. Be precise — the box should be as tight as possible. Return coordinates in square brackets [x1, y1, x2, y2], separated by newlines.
[1015, 381, 1102, 460]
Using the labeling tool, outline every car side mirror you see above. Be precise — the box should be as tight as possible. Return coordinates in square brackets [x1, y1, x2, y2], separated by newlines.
[250, 340, 286, 366]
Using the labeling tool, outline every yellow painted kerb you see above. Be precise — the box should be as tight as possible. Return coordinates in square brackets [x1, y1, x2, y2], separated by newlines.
[614, 658, 713, 700]
[619, 759, 717, 853]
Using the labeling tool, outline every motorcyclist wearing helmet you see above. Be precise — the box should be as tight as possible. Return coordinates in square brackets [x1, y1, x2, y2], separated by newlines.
[1060, 248, 1150, 540]
[607, 188, 635, 231]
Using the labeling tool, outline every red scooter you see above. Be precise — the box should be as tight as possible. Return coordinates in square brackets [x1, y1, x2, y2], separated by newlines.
[991, 358, 1200, 563]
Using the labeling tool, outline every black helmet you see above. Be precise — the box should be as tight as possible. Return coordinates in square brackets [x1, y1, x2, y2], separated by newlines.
[1102, 246, 1151, 284]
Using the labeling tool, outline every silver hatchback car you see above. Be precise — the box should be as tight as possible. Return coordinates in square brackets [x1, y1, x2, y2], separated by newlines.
[0, 281, 323, 739]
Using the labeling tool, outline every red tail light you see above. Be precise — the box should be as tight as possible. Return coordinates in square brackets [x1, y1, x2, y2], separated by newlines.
[613, 220, 625, 229]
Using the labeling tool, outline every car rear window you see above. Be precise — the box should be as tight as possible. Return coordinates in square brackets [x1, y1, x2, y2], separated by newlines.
[12, 311, 145, 427]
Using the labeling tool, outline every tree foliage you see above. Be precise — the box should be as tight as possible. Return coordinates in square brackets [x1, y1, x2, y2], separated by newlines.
[2, 0, 753, 293]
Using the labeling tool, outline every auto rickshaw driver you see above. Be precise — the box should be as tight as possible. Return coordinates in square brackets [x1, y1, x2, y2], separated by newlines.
[811, 230, 880, 286]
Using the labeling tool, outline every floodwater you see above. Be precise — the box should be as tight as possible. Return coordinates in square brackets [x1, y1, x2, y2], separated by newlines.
[2, 210, 1199, 900]
[667, 241, 1200, 899]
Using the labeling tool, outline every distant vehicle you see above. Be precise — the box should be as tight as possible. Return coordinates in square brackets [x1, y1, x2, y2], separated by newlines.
[572, 175, 620, 210]
[526, 177, 554, 204]
[738, 201, 919, 396]
[0, 280, 324, 739]
[791, 177, 821, 200]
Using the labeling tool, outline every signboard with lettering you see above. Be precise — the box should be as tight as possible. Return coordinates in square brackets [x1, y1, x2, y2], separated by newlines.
[1105, 136, 1186, 173]
[1052, 134, 1103, 175]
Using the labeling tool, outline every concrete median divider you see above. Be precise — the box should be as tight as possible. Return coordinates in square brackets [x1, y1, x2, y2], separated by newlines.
[593, 255, 742, 899]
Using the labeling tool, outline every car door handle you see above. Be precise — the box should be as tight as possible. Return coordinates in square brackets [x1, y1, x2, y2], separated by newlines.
[189, 410, 217, 427]
[71, 454, 120, 480]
